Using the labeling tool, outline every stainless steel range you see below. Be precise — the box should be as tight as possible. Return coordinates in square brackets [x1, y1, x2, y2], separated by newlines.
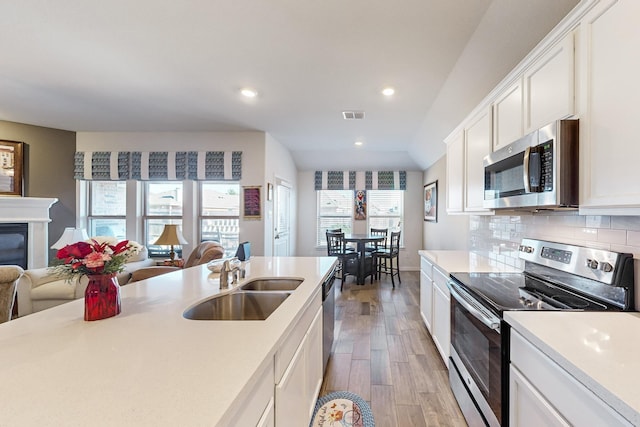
[447, 238, 635, 427]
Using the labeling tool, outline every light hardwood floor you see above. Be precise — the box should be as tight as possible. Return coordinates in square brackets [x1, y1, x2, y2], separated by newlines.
[320, 271, 467, 427]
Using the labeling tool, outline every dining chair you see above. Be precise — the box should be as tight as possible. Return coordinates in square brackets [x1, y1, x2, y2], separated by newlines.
[368, 228, 388, 279]
[376, 230, 401, 287]
[326, 231, 358, 290]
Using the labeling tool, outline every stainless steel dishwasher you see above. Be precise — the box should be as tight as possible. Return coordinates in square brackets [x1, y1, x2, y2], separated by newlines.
[322, 266, 337, 371]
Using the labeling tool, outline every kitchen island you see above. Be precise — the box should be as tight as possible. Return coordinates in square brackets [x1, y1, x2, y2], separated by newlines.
[0, 256, 336, 426]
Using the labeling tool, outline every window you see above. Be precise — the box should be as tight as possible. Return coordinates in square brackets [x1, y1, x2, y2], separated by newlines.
[144, 182, 183, 257]
[316, 190, 353, 246]
[367, 190, 404, 244]
[200, 182, 240, 257]
[88, 181, 127, 240]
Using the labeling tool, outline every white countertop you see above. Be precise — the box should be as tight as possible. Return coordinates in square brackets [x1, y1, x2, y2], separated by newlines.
[418, 250, 521, 274]
[505, 311, 640, 425]
[0, 256, 336, 426]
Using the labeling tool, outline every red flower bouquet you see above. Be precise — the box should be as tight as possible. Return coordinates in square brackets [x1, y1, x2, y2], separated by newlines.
[51, 239, 139, 321]
[53, 239, 138, 279]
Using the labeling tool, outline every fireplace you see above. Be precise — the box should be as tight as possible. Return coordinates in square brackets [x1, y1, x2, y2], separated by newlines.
[0, 223, 28, 269]
[0, 197, 57, 268]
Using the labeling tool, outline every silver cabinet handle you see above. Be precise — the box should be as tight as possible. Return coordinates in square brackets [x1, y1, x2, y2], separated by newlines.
[523, 146, 531, 193]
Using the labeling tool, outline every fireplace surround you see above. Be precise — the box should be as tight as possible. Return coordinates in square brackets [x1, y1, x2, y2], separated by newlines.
[0, 197, 57, 268]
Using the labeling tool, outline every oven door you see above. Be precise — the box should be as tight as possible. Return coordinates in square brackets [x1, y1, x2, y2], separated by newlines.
[448, 279, 503, 427]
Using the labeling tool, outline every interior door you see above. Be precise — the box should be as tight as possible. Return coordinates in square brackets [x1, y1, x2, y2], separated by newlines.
[274, 180, 291, 256]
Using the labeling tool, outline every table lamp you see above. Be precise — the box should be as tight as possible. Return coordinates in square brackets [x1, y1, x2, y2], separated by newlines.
[51, 227, 89, 250]
[153, 224, 188, 262]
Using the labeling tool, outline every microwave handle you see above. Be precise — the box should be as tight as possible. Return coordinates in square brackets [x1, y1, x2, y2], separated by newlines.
[523, 146, 531, 193]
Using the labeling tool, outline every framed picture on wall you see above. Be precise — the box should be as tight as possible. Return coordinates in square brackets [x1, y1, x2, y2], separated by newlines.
[243, 186, 261, 220]
[0, 140, 24, 196]
[424, 180, 437, 222]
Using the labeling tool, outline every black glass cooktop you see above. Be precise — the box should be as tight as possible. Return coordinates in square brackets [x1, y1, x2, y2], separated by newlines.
[449, 272, 614, 315]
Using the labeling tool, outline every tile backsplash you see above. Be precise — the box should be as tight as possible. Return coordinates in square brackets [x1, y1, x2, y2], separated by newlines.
[469, 212, 640, 270]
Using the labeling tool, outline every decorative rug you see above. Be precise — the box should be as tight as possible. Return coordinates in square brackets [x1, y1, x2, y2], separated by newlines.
[310, 391, 375, 427]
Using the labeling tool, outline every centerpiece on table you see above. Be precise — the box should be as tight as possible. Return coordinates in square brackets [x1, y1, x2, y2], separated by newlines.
[51, 238, 140, 321]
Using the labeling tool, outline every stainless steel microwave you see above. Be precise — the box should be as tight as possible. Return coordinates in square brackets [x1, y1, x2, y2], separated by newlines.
[483, 119, 578, 210]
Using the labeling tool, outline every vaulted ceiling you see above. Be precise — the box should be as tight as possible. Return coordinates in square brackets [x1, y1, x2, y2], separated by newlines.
[0, 0, 578, 170]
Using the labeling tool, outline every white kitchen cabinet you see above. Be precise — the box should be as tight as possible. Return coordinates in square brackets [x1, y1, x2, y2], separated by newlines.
[510, 330, 633, 427]
[275, 306, 323, 427]
[510, 366, 569, 427]
[577, 0, 640, 212]
[445, 129, 464, 214]
[419, 256, 434, 333]
[492, 78, 524, 151]
[464, 107, 493, 212]
[228, 359, 275, 427]
[431, 266, 450, 364]
[523, 30, 575, 134]
[257, 398, 275, 427]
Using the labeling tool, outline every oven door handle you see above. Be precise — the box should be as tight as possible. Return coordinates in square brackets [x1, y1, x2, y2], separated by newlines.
[447, 280, 501, 331]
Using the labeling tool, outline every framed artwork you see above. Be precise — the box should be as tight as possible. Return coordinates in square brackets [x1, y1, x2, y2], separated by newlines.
[424, 180, 437, 222]
[0, 140, 23, 196]
[354, 190, 366, 220]
[243, 186, 261, 220]
[267, 182, 273, 201]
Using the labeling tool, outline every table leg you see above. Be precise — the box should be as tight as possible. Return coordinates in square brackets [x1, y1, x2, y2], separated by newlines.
[358, 242, 365, 285]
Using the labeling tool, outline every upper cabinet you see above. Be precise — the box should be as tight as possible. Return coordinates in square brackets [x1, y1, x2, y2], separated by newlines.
[493, 78, 524, 152]
[464, 107, 493, 212]
[577, 0, 640, 213]
[446, 130, 464, 214]
[523, 31, 575, 133]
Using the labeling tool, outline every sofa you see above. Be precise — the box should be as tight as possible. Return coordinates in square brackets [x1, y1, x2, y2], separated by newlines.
[16, 241, 154, 317]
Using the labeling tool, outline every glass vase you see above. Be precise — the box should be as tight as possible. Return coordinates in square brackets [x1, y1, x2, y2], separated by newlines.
[84, 274, 121, 321]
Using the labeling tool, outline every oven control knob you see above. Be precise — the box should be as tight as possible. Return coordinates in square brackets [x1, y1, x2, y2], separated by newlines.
[599, 262, 613, 273]
[519, 245, 534, 254]
[586, 259, 599, 269]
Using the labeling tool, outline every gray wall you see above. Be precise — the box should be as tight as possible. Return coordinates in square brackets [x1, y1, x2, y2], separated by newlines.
[422, 155, 470, 250]
[0, 120, 76, 263]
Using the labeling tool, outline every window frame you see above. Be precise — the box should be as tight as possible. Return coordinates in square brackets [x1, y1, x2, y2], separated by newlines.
[316, 189, 354, 247]
[198, 181, 240, 257]
[143, 181, 185, 258]
[87, 180, 127, 240]
[366, 189, 404, 246]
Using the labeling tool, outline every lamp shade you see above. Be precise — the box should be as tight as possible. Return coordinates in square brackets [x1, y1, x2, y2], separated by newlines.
[51, 227, 90, 250]
[153, 224, 188, 246]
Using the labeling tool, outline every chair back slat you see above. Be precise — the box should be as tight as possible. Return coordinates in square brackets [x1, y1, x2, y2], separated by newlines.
[326, 231, 347, 256]
[389, 231, 401, 253]
[370, 228, 388, 249]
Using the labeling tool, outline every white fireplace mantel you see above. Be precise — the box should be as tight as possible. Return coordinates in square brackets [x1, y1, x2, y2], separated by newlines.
[0, 197, 58, 268]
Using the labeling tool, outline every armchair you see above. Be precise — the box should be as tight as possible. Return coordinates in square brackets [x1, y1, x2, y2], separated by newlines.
[0, 265, 23, 323]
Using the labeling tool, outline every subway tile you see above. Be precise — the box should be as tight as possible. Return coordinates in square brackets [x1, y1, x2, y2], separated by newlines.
[610, 244, 640, 258]
[626, 230, 640, 247]
[611, 216, 640, 231]
[573, 228, 598, 241]
[597, 229, 627, 245]
[586, 215, 610, 229]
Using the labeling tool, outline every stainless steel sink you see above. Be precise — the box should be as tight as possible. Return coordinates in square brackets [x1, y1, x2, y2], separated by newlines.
[239, 278, 303, 292]
[183, 291, 290, 320]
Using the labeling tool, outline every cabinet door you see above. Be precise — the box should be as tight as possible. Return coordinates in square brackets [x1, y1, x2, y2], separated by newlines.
[432, 267, 450, 364]
[524, 31, 575, 133]
[305, 308, 323, 420]
[275, 332, 309, 427]
[420, 270, 433, 333]
[446, 130, 464, 213]
[257, 397, 275, 427]
[464, 107, 493, 212]
[493, 78, 524, 151]
[510, 366, 570, 427]
[578, 0, 640, 210]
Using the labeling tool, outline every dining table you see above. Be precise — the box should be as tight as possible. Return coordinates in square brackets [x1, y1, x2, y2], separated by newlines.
[343, 234, 385, 285]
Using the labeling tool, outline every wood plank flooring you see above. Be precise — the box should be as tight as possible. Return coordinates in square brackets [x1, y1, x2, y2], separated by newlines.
[320, 271, 467, 427]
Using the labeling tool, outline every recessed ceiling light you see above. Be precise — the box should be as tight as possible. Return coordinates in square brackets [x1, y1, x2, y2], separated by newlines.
[382, 87, 395, 96]
[240, 88, 258, 98]
[355, 141, 363, 146]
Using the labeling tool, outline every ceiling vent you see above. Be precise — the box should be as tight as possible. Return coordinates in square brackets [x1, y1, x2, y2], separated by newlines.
[342, 111, 365, 120]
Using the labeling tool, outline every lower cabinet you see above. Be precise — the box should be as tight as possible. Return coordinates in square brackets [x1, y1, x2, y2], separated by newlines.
[510, 330, 632, 427]
[419, 256, 433, 333]
[431, 268, 450, 364]
[275, 306, 323, 427]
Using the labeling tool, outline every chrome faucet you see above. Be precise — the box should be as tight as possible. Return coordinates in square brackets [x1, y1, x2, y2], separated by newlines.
[220, 258, 241, 289]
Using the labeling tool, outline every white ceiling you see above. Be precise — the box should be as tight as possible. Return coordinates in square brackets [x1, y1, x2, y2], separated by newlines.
[0, 0, 578, 171]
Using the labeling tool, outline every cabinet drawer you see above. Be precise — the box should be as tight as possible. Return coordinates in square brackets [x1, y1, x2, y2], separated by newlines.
[432, 266, 449, 296]
[420, 256, 433, 280]
[510, 330, 632, 426]
[226, 359, 274, 427]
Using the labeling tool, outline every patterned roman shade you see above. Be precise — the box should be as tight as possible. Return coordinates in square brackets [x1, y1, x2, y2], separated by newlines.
[74, 151, 242, 181]
[315, 171, 406, 190]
